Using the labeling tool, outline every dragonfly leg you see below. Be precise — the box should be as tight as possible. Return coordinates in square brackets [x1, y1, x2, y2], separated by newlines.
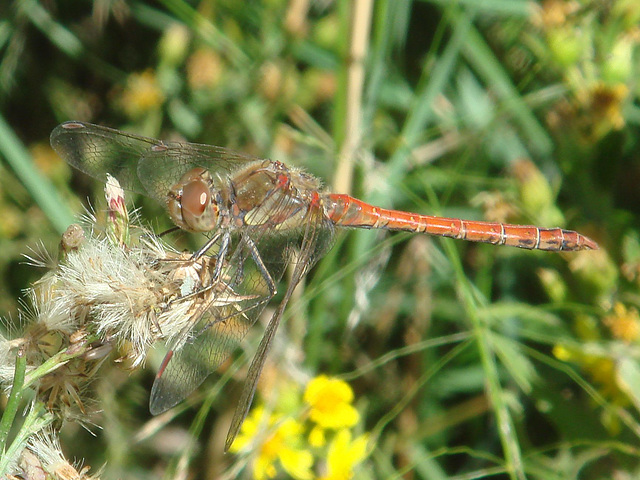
[156, 226, 181, 238]
[211, 232, 231, 282]
[192, 231, 224, 261]
[244, 236, 277, 297]
[166, 231, 230, 306]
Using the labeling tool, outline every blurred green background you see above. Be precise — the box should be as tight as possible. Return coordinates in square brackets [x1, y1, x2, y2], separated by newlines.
[1, 0, 640, 478]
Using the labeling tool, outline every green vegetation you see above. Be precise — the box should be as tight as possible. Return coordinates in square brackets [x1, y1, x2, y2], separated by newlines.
[1, 0, 639, 478]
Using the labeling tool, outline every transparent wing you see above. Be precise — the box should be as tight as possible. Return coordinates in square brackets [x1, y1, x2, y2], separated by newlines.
[224, 199, 335, 451]
[149, 289, 267, 415]
[50, 121, 161, 195]
[149, 189, 335, 426]
[51, 121, 267, 202]
[137, 142, 267, 203]
[149, 233, 276, 415]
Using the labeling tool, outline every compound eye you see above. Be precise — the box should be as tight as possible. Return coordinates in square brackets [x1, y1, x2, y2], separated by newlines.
[181, 179, 210, 217]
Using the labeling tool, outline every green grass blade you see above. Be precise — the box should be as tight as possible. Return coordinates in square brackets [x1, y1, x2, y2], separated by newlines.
[0, 115, 75, 234]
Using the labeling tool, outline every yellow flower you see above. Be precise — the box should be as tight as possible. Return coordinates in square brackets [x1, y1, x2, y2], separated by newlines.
[535, 0, 578, 28]
[158, 23, 190, 66]
[186, 48, 223, 90]
[587, 82, 628, 131]
[603, 302, 640, 343]
[118, 70, 164, 118]
[230, 406, 313, 480]
[304, 376, 359, 431]
[552, 344, 574, 362]
[319, 429, 369, 480]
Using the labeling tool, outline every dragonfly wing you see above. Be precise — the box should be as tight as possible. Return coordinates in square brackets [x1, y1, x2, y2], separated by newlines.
[52, 121, 266, 202]
[149, 230, 281, 414]
[149, 301, 259, 414]
[50, 121, 161, 195]
[137, 142, 267, 203]
[224, 200, 335, 451]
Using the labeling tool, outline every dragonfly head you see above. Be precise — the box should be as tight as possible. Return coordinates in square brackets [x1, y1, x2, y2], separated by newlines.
[167, 167, 219, 232]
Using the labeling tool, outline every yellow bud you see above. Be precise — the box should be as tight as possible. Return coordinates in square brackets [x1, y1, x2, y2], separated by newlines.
[158, 23, 190, 66]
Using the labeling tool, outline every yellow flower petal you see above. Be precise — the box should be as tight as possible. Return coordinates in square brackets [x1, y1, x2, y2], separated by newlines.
[304, 376, 359, 429]
[320, 430, 370, 480]
[279, 447, 314, 480]
[255, 454, 277, 480]
[309, 425, 326, 447]
[233, 404, 312, 480]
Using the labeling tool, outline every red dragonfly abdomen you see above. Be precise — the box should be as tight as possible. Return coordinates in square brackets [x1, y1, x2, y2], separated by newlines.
[324, 194, 598, 251]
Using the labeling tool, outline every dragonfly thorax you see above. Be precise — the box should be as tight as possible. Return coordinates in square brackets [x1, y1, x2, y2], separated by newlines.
[167, 167, 220, 232]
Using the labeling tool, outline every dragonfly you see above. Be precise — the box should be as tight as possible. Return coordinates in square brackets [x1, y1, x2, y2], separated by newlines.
[50, 121, 598, 450]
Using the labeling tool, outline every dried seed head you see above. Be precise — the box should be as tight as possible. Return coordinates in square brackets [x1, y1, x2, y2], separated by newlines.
[60, 223, 86, 254]
[2, 173, 255, 432]
[21, 428, 100, 480]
